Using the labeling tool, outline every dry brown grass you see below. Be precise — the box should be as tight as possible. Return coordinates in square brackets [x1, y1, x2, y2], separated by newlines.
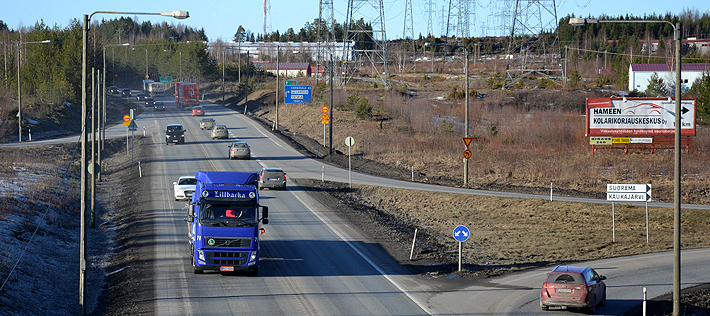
[260, 83, 710, 205]
[351, 183, 710, 266]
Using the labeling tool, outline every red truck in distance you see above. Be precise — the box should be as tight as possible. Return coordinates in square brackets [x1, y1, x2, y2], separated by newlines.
[175, 82, 199, 109]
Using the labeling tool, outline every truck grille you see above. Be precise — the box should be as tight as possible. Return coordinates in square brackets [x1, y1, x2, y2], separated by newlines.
[206, 251, 248, 265]
[204, 237, 251, 248]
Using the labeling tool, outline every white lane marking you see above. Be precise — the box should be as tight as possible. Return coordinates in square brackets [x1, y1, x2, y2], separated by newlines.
[289, 190, 433, 315]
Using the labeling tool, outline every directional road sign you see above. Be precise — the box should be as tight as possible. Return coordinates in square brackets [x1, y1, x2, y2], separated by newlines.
[453, 225, 470, 242]
[606, 183, 652, 202]
[284, 85, 312, 103]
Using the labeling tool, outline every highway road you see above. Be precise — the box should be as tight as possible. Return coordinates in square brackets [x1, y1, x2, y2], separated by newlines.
[6, 94, 709, 315]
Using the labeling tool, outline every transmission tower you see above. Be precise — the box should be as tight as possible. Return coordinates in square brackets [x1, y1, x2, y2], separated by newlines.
[426, 0, 435, 37]
[342, 0, 389, 87]
[263, 0, 272, 35]
[440, 6, 447, 36]
[317, 0, 335, 83]
[403, 0, 415, 40]
[446, 0, 474, 39]
[503, 0, 562, 89]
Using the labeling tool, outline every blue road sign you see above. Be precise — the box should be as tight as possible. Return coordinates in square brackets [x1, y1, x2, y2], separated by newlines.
[453, 225, 470, 242]
[284, 85, 312, 104]
[454, 225, 469, 242]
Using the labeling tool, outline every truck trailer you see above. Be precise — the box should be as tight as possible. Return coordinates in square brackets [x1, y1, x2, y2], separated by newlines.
[175, 82, 199, 109]
[142, 79, 155, 92]
[186, 171, 268, 274]
[147, 82, 165, 97]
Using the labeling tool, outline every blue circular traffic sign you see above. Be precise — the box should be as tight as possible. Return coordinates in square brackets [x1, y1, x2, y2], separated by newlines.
[453, 225, 470, 242]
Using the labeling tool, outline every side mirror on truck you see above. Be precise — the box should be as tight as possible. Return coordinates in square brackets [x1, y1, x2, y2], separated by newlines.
[261, 205, 269, 225]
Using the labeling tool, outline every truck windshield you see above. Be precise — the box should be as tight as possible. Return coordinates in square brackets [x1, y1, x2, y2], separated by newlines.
[199, 203, 257, 227]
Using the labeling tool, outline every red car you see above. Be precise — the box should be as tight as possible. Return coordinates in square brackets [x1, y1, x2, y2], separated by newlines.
[192, 106, 205, 116]
[540, 265, 607, 313]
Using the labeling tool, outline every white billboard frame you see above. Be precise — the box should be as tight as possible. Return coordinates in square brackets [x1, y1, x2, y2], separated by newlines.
[586, 97, 696, 137]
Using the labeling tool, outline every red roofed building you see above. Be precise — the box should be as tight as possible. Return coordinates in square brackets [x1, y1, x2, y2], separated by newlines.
[628, 63, 710, 93]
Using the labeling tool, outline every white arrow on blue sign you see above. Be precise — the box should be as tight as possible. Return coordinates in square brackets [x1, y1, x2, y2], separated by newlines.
[453, 225, 470, 242]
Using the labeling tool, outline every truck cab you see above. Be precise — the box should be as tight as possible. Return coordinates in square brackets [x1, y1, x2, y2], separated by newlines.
[186, 171, 268, 274]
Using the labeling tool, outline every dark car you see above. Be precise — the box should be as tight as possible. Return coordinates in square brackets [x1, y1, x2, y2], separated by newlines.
[135, 93, 147, 101]
[121, 88, 132, 97]
[540, 265, 606, 313]
[165, 124, 185, 145]
[144, 98, 156, 106]
[228, 141, 251, 160]
[108, 86, 120, 94]
[258, 167, 286, 190]
[153, 101, 166, 111]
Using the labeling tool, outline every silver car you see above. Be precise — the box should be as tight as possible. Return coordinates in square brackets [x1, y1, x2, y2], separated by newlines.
[200, 117, 215, 130]
[258, 167, 286, 190]
[211, 124, 228, 139]
[228, 141, 251, 160]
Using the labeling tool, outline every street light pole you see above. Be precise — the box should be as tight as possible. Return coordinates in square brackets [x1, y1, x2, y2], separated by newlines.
[464, 47, 469, 186]
[570, 18, 683, 316]
[81, 10, 188, 314]
[16, 40, 51, 142]
[425, 42, 470, 186]
[276, 44, 279, 130]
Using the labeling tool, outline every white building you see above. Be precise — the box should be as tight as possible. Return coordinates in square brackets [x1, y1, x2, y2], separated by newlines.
[629, 63, 710, 93]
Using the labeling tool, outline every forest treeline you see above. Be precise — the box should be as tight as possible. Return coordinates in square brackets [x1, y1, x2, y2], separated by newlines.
[2, 9, 710, 129]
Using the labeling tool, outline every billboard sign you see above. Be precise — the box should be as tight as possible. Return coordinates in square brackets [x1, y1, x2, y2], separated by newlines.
[586, 98, 696, 137]
[285, 85, 312, 104]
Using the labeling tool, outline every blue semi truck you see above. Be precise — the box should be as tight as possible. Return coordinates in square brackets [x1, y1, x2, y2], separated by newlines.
[186, 171, 269, 274]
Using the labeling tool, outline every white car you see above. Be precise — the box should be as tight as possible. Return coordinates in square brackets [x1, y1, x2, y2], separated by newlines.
[173, 176, 197, 201]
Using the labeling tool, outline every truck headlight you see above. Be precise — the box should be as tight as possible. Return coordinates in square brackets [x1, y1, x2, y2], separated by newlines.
[198, 250, 205, 261]
[248, 251, 257, 264]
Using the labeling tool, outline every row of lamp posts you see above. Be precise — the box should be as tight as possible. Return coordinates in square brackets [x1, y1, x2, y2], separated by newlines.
[79, 10, 189, 315]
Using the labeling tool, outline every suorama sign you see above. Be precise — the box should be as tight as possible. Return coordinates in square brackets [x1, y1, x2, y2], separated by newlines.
[586, 98, 696, 137]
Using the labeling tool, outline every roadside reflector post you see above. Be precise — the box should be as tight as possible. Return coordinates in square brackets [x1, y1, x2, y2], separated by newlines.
[550, 182, 553, 201]
[643, 287, 647, 316]
[411, 166, 414, 181]
[410, 228, 418, 260]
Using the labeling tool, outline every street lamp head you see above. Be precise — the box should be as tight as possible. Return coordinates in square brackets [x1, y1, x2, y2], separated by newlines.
[161, 11, 190, 19]
[41, 40, 51, 44]
[569, 18, 598, 26]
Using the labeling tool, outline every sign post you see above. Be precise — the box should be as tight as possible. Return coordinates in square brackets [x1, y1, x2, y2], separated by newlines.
[345, 136, 354, 188]
[606, 184, 652, 243]
[453, 225, 470, 271]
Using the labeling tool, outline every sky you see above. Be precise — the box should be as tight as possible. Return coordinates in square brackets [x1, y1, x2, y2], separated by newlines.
[3, 1, 710, 42]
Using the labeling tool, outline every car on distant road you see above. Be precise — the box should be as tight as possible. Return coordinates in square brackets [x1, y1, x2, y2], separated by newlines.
[135, 93, 147, 101]
[228, 141, 251, 160]
[211, 124, 228, 139]
[166, 123, 185, 145]
[153, 101, 166, 111]
[144, 98, 156, 106]
[108, 86, 120, 94]
[173, 176, 197, 201]
[200, 117, 215, 130]
[540, 265, 606, 313]
[258, 167, 286, 190]
[192, 105, 205, 116]
[121, 88, 132, 97]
